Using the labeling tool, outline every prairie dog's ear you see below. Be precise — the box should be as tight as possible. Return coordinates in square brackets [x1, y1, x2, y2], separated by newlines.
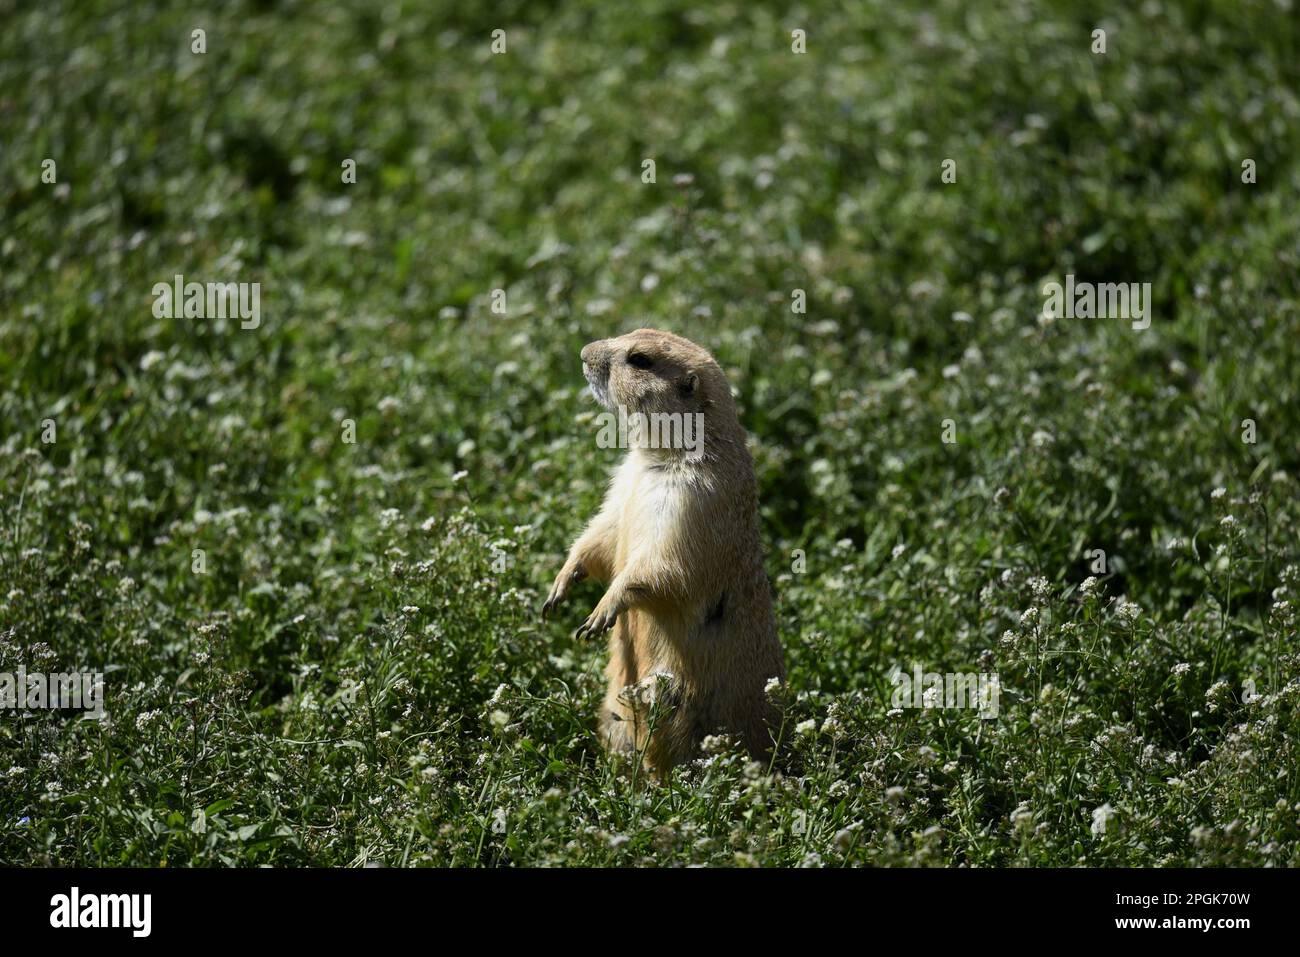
[678, 371, 699, 398]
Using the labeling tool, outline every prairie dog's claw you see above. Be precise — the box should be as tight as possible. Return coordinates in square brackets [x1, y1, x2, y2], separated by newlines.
[543, 563, 587, 622]
[575, 598, 620, 639]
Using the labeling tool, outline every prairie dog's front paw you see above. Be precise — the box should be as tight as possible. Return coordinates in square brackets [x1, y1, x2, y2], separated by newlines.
[575, 588, 624, 639]
[542, 561, 587, 620]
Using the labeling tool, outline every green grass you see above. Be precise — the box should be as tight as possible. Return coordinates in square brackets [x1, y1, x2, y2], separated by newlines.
[2, 0, 1299, 866]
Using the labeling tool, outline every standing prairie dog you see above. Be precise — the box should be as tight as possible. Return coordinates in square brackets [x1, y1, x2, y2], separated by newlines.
[542, 328, 785, 776]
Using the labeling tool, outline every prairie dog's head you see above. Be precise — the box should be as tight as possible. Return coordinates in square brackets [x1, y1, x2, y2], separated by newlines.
[580, 328, 732, 420]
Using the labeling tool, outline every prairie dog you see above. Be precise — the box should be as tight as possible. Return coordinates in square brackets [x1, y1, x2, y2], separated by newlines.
[542, 328, 785, 776]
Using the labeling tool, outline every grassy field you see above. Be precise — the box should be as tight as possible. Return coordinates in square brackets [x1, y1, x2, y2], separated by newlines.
[2, 0, 1299, 867]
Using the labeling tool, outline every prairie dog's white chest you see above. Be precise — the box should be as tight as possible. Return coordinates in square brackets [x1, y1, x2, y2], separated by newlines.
[609, 454, 690, 565]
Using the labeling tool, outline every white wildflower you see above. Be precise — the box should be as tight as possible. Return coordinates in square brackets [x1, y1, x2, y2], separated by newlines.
[1090, 803, 1116, 838]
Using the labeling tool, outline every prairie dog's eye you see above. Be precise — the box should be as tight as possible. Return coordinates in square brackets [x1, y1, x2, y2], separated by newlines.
[627, 352, 653, 369]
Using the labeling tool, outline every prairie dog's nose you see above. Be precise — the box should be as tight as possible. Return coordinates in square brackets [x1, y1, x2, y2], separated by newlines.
[580, 341, 607, 369]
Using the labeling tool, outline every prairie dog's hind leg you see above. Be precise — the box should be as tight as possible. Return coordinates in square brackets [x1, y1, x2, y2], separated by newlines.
[600, 704, 637, 755]
[600, 629, 639, 755]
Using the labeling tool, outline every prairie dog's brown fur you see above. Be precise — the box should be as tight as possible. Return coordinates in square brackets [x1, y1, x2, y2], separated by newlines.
[542, 328, 785, 776]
